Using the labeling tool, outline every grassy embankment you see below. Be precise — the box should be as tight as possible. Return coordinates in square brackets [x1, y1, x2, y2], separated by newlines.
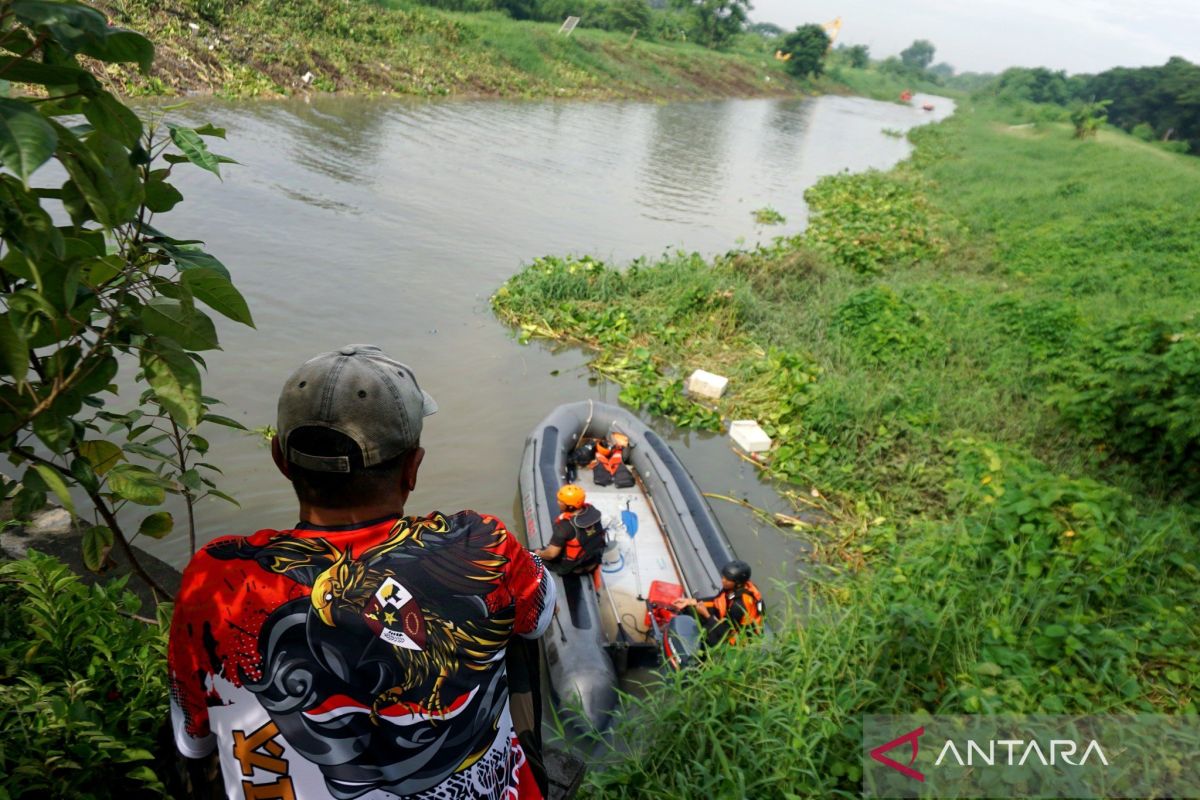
[492, 107, 1200, 796]
[96, 0, 790, 99]
[94, 0, 934, 101]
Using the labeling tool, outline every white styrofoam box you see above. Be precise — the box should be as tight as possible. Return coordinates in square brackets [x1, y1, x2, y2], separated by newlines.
[685, 369, 729, 401]
[729, 420, 772, 453]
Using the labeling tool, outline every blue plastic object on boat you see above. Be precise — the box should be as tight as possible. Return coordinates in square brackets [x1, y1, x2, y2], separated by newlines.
[622, 500, 639, 538]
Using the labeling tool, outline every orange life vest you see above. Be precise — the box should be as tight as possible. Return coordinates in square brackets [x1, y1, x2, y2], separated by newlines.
[594, 442, 624, 476]
[703, 580, 764, 644]
[554, 506, 606, 568]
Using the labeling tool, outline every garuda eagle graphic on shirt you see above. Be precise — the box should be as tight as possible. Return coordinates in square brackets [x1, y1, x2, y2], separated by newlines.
[212, 514, 511, 718]
[168, 511, 553, 800]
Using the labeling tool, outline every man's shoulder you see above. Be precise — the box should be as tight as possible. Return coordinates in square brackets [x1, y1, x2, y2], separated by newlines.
[440, 509, 505, 527]
[435, 510, 515, 540]
[182, 528, 292, 566]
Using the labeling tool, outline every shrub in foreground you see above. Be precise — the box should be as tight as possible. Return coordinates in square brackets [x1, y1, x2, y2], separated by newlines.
[0, 552, 171, 798]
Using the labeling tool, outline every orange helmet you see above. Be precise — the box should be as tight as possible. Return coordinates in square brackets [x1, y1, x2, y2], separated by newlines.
[557, 484, 586, 509]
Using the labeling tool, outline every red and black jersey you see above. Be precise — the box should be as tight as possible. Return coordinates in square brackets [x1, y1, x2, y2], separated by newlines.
[168, 510, 555, 800]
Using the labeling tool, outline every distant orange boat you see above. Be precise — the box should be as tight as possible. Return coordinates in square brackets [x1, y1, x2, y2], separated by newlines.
[900, 90, 913, 102]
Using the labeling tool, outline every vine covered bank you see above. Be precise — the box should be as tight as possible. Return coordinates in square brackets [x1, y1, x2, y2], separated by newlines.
[494, 105, 1200, 796]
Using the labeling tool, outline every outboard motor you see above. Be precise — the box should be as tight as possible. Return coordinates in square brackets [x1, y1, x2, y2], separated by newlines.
[662, 613, 704, 671]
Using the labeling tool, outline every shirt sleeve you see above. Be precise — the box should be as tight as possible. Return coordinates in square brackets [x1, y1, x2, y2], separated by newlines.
[167, 548, 222, 759]
[490, 517, 556, 639]
[548, 520, 572, 548]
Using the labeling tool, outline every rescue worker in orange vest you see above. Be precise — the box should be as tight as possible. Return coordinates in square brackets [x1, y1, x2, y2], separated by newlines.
[535, 484, 608, 576]
[592, 432, 634, 488]
[673, 559, 764, 646]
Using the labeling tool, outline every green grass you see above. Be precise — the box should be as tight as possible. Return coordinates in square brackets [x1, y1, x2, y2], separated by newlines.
[96, 0, 936, 101]
[493, 102, 1200, 796]
[97, 0, 813, 99]
[818, 63, 947, 102]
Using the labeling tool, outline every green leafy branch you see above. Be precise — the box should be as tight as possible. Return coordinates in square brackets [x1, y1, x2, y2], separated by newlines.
[0, 0, 253, 598]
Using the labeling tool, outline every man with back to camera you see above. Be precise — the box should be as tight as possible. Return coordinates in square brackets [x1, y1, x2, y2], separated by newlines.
[534, 484, 607, 576]
[167, 344, 556, 799]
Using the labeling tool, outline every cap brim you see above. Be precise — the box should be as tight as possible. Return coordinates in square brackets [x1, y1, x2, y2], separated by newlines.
[421, 389, 438, 416]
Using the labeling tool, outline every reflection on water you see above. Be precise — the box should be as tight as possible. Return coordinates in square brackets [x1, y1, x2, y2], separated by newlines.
[638, 101, 731, 222]
[135, 93, 952, 612]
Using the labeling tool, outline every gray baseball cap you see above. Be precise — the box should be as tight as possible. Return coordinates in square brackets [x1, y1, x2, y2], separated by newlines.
[277, 344, 437, 473]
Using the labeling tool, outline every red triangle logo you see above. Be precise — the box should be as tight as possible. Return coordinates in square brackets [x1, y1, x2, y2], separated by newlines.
[869, 726, 925, 782]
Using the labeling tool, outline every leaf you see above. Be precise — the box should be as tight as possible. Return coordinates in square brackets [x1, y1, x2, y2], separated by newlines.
[181, 268, 253, 326]
[140, 340, 202, 429]
[166, 246, 229, 278]
[144, 176, 183, 213]
[974, 661, 1003, 677]
[81, 29, 154, 73]
[55, 125, 143, 227]
[1043, 623, 1069, 639]
[78, 440, 124, 474]
[87, 254, 124, 286]
[105, 464, 165, 506]
[12, 1, 154, 71]
[13, 0, 110, 48]
[32, 464, 74, 516]
[32, 409, 73, 453]
[81, 524, 113, 571]
[122, 442, 171, 463]
[12, 483, 46, 519]
[0, 98, 58, 186]
[168, 125, 220, 177]
[119, 748, 155, 762]
[204, 488, 240, 507]
[125, 765, 160, 784]
[0, 55, 89, 87]
[141, 297, 220, 351]
[69, 456, 98, 492]
[193, 123, 226, 138]
[180, 468, 202, 493]
[82, 90, 142, 149]
[0, 313, 30, 382]
[137, 512, 173, 540]
[202, 413, 247, 430]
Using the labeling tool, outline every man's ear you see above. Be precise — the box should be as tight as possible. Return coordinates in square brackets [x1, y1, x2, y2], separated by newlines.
[271, 436, 291, 479]
[401, 447, 425, 493]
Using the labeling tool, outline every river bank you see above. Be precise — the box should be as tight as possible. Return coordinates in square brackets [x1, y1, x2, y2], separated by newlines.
[96, 0, 795, 99]
[494, 103, 1200, 794]
[94, 0, 928, 101]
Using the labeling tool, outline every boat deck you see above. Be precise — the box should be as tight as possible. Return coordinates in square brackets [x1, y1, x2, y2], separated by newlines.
[581, 467, 686, 645]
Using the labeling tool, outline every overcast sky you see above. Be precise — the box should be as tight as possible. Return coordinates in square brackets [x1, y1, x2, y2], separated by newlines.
[748, 0, 1200, 75]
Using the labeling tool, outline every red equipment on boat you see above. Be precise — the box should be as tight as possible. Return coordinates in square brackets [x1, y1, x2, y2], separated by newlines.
[644, 580, 684, 629]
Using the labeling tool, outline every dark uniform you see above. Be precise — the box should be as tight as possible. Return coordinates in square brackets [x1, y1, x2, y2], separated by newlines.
[699, 580, 765, 647]
[546, 504, 607, 575]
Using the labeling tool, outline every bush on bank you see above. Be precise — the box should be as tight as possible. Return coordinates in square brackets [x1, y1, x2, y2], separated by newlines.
[585, 440, 1199, 798]
[0, 552, 171, 798]
[495, 102, 1200, 795]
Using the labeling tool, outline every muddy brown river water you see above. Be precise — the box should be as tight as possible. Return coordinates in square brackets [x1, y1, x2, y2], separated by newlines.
[127, 92, 952, 611]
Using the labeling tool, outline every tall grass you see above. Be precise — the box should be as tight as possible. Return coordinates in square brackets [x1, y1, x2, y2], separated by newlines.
[102, 0, 819, 99]
[493, 102, 1200, 795]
